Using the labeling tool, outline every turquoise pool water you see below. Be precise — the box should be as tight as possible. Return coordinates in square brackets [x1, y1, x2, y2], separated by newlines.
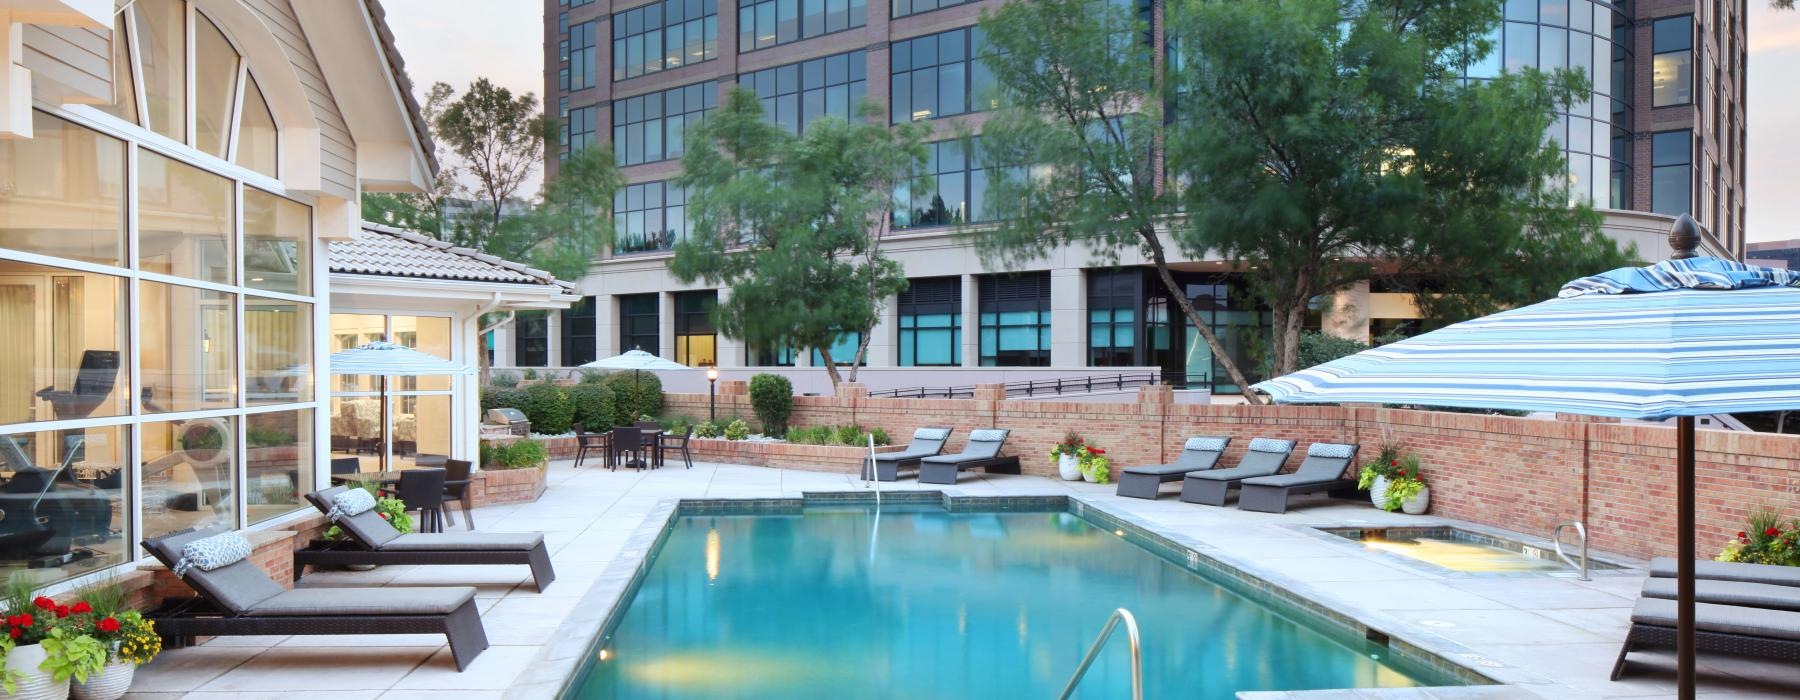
[566, 503, 1459, 699]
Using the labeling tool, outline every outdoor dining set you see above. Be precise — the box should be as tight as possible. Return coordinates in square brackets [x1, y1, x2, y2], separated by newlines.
[571, 422, 696, 471]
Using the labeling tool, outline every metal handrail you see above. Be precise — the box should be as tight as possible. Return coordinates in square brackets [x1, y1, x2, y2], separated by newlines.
[1553, 521, 1590, 581]
[867, 371, 1161, 399]
[1056, 608, 1142, 700]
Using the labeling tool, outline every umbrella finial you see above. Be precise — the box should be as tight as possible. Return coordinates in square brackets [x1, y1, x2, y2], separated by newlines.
[1668, 214, 1701, 261]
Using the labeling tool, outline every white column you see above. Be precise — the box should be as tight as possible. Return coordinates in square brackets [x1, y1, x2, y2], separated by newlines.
[659, 291, 677, 360]
[716, 286, 744, 367]
[961, 274, 980, 367]
[1050, 267, 1085, 367]
[595, 293, 618, 360]
[545, 309, 563, 368]
[866, 293, 898, 367]
[493, 322, 514, 367]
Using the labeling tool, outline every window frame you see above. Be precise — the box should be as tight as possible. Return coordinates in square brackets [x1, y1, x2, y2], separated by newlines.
[1651, 14, 1694, 108]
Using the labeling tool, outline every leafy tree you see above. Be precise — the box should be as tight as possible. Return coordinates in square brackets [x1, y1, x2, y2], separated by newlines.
[748, 374, 795, 433]
[1167, 0, 1631, 377]
[513, 145, 623, 280]
[672, 90, 929, 387]
[434, 78, 553, 247]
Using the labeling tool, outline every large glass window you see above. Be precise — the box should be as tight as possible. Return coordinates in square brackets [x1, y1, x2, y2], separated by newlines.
[1652, 16, 1693, 108]
[565, 105, 598, 158]
[742, 50, 866, 136]
[141, 416, 235, 541]
[245, 408, 312, 524]
[898, 277, 961, 367]
[193, 14, 238, 159]
[570, 20, 598, 91]
[748, 343, 794, 366]
[614, 181, 691, 254]
[245, 297, 312, 406]
[674, 291, 717, 367]
[614, 0, 718, 80]
[139, 151, 234, 285]
[391, 393, 452, 470]
[563, 297, 597, 366]
[614, 81, 717, 166]
[891, 27, 994, 123]
[978, 272, 1050, 366]
[0, 112, 128, 267]
[133, 0, 186, 142]
[897, 137, 1006, 229]
[235, 77, 279, 178]
[0, 426, 128, 583]
[894, 0, 973, 18]
[243, 189, 311, 295]
[139, 281, 235, 413]
[1089, 270, 1139, 366]
[738, 0, 865, 53]
[1651, 130, 1692, 216]
[329, 314, 454, 472]
[619, 294, 660, 354]
[514, 311, 549, 367]
[812, 330, 861, 366]
[0, 261, 129, 426]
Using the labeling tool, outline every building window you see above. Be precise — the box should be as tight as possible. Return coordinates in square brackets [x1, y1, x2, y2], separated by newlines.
[559, 11, 568, 33]
[562, 297, 597, 367]
[1652, 15, 1692, 107]
[893, 0, 972, 19]
[114, 1, 279, 173]
[738, 0, 866, 53]
[891, 27, 995, 123]
[513, 311, 549, 367]
[812, 330, 861, 366]
[244, 408, 313, 524]
[0, 112, 126, 266]
[570, 20, 598, 91]
[1651, 130, 1692, 217]
[1089, 270, 1139, 367]
[614, 81, 717, 166]
[674, 291, 717, 366]
[619, 294, 660, 354]
[979, 272, 1051, 366]
[615, 181, 691, 254]
[329, 314, 455, 471]
[613, 0, 719, 81]
[898, 277, 961, 367]
[895, 137, 1009, 229]
[740, 50, 866, 135]
[0, 261, 130, 425]
[565, 105, 598, 156]
[749, 344, 795, 366]
[245, 297, 313, 406]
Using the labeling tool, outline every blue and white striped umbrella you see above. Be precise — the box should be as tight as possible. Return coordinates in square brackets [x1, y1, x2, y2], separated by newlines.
[1254, 256, 1800, 419]
[329, 340, 472, 376]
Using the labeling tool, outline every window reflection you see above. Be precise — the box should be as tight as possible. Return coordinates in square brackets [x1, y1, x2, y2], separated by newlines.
[390, 394, 452, 470]
[245, 409, 311, 524]
[329, 396, 383, 473]
[244, 189, 311, 295]
[141, 416, 236, 540]
[0, 426, 127, 584]
[140, 281, 236, 413]
[236, 77, 280, 178]
[246, 297, 312, 406]
[0, 261, 129, 426]
[133, 0, 186, 142]
[139, 151, 234, 285]
[193, 14, 239, 159]
[0, 112, 128, 266]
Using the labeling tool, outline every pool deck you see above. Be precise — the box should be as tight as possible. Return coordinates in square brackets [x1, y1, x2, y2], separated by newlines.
[125, 460, 1800, 700]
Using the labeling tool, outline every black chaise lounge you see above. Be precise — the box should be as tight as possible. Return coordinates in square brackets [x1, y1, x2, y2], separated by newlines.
[142, 527, 490, 670]
[918, 429, 1020, 485]
[296, 486, 556, 592]
[867, 427, 954, 482]
[1178, 438, 1295, 506]
[1235, 442, 1362, 514]
[1115, 437, 1231, 500]
[1612, 557, 1800, 679]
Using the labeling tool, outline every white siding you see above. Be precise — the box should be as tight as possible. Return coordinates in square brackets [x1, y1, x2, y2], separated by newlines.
[21, 24, 112, 104]
[244, 0, 358, 198]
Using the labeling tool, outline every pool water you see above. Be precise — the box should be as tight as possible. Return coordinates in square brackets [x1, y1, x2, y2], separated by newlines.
[566, 504, 1459, 699]
[1321, 527, 1621, 575]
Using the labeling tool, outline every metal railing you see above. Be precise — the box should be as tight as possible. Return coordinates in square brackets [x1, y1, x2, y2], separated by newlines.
[867, 372, 1160, 400]
[1553, 520, 1590, 581]
[1056, 608, 1143, 700]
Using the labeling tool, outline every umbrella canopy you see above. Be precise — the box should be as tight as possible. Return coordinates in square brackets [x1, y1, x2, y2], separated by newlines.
[329, 340, 471, 376]
[579, 349, 691, 372]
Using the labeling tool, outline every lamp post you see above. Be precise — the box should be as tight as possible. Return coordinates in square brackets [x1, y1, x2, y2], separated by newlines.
[707, 367, 720, 423]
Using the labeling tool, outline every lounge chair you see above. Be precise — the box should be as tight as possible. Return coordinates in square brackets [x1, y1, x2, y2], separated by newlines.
[295, 485, 556, 592]
[918, 429, 1021, 485]
[1178, 438, 1295, 506]
[1649, 556, 1800, 587]
[1115, 437, 1231, 500]
[1611, 597, 1800, 679]
[142, 527, 490, 670]
[866, 427, 954, 482]
[1235, 442, 1361, 513]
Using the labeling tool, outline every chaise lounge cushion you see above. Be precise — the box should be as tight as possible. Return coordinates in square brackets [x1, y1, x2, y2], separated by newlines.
[244, 586, 476, 617]
[145, 528, 285, 613]
[874, 447, 941, 463]
[1642, 577, 1800, 613]
[1631, 597, 1800, 642]
[1650, 557, 1800, 588]
[1241, 471, 1343, 488]
[381, 532, 545, 551]
[1127, 462, 1217, 477]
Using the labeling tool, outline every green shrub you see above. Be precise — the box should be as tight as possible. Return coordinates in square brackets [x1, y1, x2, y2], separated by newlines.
[695, 420, 721, 438]
[567, 383, 616, 431]
[781, 424, 891, 447]
[604, 372, 664, 426]
[1297, 331, 1370, 370]
[578, 368, 607, 384]
[870, 427, 890, 446]
[522, 383, 575, 434]
[480, 439, 548, 469]
[523, 368, 539, 380]
[835, 424, 863, 446]
[490, 370, 520, 388]
[748, 374, 795, 433]
[723, 419, 750, 441]
[480, 387, 530, 415]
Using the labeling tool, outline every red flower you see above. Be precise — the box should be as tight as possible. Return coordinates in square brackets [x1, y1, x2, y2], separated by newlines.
[1090, 447, 1105, 455]
[70, 601, 90, 614]
[12, 614, 30, 629]
[7, 627, 18, 639]
[1739, 531, 1748, 539]
[1389, 459, 1398, 466]
[53, 605, 68, 619]
[96, 617, 119, 633]
[32, 596, 53, 610]
[1766, 527, 1782, 538]
[379, 512, 391, 520]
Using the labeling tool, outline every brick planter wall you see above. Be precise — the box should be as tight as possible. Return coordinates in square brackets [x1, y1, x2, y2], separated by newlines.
[471, 466, 549, 506]
[685, 439, 905, 473]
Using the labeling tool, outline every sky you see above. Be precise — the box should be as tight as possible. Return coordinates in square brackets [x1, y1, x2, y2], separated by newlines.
[381, 1, 1800, 242]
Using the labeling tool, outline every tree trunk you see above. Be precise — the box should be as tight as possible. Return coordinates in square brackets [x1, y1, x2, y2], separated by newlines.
[817, 347, 845, 388]
[1269, 303, 1306, 378]
[1140, 228, 1262, 402]
[847, 325, 875, 384]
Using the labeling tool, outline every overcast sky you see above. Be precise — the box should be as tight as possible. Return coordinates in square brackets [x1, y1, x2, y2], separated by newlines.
[382, 0, 1800, 242]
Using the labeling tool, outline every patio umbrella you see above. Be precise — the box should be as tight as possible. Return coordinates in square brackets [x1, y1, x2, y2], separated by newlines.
[579, 349, 692, 396]
[1253, 216, 1800, 699]
[329, 340, 472, 376]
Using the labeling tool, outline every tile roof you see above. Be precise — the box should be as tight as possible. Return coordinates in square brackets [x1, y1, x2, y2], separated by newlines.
[329, 223, 571, 289]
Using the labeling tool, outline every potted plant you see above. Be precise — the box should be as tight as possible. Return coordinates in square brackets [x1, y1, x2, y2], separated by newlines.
[1385, 463, 1430, 514]
[1048, 433, 1085, 481]
[1717, 508, 1799, 566]
[0, 577, 109, 700]
[1077, 444, 1110, 484]
[63, 581, 158, 700]
[1356, 444, 1405, 508]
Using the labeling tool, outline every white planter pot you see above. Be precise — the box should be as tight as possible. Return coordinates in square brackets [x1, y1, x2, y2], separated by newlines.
[1369, 475, 1390, 509]
[1402, 486, 1431, 515]
[4, 643, 70, 700]
[1058, 454, 1081, 481]
[70, 661, 133, 700]
[1081, 466, 1099, 483]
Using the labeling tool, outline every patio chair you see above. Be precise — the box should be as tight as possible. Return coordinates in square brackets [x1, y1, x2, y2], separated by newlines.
[395, 468, 447, 534]
[659, 426, 695, 469]
[867, 427, 954, 482]
[611, 427, 651, 471]
[329, 457, 361, 476]
[142, 526, 490, 670]
[1611, 597, 1800, 680]
[1178, 438, 1295, 506]
[1114, 436, 1231, 500]
[440, 459, 475, 530]
[297, 485, 556, 592]
[917, 429, 1020, 485]
[1235, 442, 1362, 513]
[573, 423, 609, 468]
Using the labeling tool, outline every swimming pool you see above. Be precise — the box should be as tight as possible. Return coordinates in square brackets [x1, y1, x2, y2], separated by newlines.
[1318, 526, 1627, 576]
[561, 495, 1469, 698]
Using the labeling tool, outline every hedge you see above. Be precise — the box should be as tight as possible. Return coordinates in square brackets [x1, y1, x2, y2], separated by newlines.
[522, 383, 575, 434]
[604, 371, 663, 425]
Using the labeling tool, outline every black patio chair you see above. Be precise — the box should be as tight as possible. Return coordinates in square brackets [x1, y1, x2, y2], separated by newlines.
[659, 426, 695, 469]
[610, 427, 650, 471]
[395, 468, 447, 533]
[441, 459, 475, 530]
[573, 423, 609, 468]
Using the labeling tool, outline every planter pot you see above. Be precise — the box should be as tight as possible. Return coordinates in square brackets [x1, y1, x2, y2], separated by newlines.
[70, 661, 133, 700]
[1401, 486, 1431, 515]
[4, 643, 70, 700]
[1081, 467, 1099, 483]
[1369, 475, 1390, 509]
[1058, 454, 1081, 481]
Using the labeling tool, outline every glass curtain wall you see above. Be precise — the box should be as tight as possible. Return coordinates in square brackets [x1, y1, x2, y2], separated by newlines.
[328, 314, 455, 473]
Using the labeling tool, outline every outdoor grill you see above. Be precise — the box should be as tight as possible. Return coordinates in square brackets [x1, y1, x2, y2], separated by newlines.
[484, 408, 531, 436]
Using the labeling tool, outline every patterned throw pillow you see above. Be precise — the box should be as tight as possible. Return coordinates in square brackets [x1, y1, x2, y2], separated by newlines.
[1184, 437, 1228, 452]
[969, 429, 1009, 442]
[1307, 443, 1356, 459]
[326, 488, 378, 523]
[1247, 437, 1295, 454]
[913, 428, 952, 442]
[173, 532, 253, 578]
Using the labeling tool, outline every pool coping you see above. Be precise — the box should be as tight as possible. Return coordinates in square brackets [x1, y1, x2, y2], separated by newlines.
[507, 492, 1567, 698]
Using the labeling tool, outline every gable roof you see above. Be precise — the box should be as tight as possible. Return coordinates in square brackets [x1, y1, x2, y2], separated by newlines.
[363, 0, 439, 176]
[329, 223, 572, 290]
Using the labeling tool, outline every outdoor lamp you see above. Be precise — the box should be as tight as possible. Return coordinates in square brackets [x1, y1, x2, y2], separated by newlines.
[707, 367, 720, 422]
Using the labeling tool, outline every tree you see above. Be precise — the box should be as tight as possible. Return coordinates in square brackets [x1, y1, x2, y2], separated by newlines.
[973, 0, 1264, 401]
[434, 78, 552, 247]
[362, 82, 458, 235]
[1168, 0, 1631, 377]
[514, 145, 623, 280]
[671, 90, 928, 387]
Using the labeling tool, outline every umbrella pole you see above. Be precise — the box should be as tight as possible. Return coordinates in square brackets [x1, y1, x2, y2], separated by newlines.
[1677, 415, 1695, 700]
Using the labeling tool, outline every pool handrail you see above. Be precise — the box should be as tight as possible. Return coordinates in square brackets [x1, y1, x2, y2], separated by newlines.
[1056, 607, 1142, 700]
[1553, 520, 1589, 581]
